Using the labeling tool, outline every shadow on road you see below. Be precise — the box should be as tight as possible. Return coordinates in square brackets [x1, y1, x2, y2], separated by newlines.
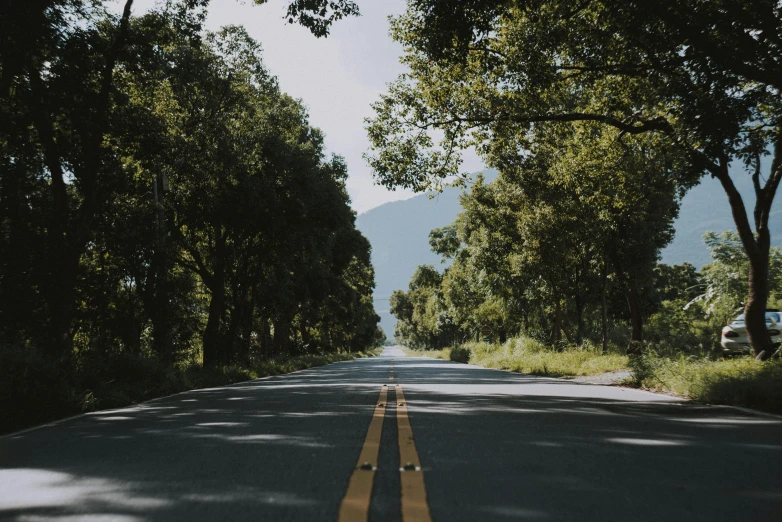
[1, 355, 780, 521]
[392, 357, 782, 522]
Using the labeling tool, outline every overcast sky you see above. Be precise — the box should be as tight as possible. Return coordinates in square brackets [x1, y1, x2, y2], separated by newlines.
[123, 0, 485, 214]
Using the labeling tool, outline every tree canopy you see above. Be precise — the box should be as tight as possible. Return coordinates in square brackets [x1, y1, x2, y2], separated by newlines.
[0, 1, 381, 372]
[368, 0, 782, 357]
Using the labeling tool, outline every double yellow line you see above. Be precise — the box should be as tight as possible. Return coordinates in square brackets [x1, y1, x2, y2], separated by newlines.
[338, 384, 432, 522]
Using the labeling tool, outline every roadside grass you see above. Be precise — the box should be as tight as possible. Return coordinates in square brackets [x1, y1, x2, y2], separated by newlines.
[628, 352, 782, 414]
[399, 346, 451, 360]
[464, 337, 629, 377]
[402, 338, 782, 414]
[0, 346, 380, 435]
[402, 337, 628, 377]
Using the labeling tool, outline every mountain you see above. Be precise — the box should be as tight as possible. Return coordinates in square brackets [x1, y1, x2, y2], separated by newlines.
[356, 185, 462, 337]
[357, 163, 782, 338]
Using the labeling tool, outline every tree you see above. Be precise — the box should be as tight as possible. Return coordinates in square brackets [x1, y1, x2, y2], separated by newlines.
[390, 265, 457, 348]
[1, 3, 379, 369]
[426, 119, 686, 352]
[0, 0, 362, 359]
[367, 0, 782, 358]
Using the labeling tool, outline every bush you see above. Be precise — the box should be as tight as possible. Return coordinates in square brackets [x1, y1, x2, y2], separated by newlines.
[644, 300, 721, 357]
[0, 344, 76, 431]
[627, 348, 662, 387]
[449, 345, 471, 363]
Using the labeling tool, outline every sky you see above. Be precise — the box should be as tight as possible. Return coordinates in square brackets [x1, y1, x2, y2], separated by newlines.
[122, 0, 485, 214]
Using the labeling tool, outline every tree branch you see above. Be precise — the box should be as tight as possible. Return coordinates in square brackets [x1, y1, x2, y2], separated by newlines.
[710, 153, 760, 263]
[555, 64, 657, 76]
[468, 46, 509, 59]
[423, 112, 673, 135]
[757, 126, 782, 232]
[171, 224, 213, 287]
[674, 23, 782, 89]
[752, 152, 763, 200]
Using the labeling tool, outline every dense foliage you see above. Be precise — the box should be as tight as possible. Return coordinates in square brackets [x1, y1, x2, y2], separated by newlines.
[368, 0, 782, 358]
[393, 213, 782, 359]
[0, 0, 381, 425]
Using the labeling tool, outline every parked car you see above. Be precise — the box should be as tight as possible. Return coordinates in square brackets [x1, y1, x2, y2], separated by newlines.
[720, 310, 782, 356]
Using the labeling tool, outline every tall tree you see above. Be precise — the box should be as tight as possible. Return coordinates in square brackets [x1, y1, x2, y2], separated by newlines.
[0, 0, 362, 359]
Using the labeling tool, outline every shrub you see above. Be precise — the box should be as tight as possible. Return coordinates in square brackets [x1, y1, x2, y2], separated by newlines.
[449, 345, 471, 363]
[644, 300, 721, 357]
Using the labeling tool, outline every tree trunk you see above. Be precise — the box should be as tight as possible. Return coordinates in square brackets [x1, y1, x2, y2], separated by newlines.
[47, 246, 81, 359]
[574, 266, 584, 343]
[600, 261, 609, 354]
[150, 174, 174, 364]
[626, 287, 643, 355]
[274, 319, 290, 355]
[202, 232, 227, 368]
[555, 299, 571, 345]
[203, 280, 225, 368]
[150, 257, 173, 364]
[225, 283, 246, 365]
[710, 152, 780, 359]
[29, 68, 76, 359]
[260, 320, 271, 359]
[746, 245, 772, 359]
[238, 285, 255, 361]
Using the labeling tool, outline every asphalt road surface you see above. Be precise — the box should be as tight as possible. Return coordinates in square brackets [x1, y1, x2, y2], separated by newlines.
[1, 346, 781, 521]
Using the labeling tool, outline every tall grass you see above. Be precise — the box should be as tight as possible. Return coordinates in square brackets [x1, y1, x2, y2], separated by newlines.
[463, 337, 628, 376]
[399, 346, 451, 359]
[402, 336, 629, 376]
[629, 352, 782, 413]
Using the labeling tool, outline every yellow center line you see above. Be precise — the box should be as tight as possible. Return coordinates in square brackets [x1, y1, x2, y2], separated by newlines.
[338, 385, 388, 522]
[396, 385, 432, 522]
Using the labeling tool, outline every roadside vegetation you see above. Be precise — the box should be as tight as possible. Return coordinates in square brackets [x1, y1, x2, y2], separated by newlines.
[0, 1, 382, 433]
[0, 347, 381, 435]
[393, 232, 782, 412]
[629, 353, 782, 414]
[369, 0, 782, 361]
[400, 346, 450, 359]
[404, 339, 628, 377]
[377, 2, 782, 413]
[464, 339, 628, 377]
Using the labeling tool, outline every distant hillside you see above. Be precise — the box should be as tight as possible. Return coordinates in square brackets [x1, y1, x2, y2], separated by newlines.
[358, 162, 782, 338]
[356, 185, 462, 337]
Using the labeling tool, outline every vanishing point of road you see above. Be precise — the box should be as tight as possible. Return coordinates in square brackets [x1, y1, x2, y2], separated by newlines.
[1, 346, 781, 521]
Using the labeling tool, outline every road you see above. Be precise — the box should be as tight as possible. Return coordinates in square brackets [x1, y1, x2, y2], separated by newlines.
[1, 346, 781, 521]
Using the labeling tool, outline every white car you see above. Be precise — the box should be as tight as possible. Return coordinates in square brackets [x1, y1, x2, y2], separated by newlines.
[720, 311, 782, 356]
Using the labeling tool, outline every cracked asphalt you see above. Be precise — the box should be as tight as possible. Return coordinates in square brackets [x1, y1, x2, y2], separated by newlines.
[1, 346, 780, 521]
